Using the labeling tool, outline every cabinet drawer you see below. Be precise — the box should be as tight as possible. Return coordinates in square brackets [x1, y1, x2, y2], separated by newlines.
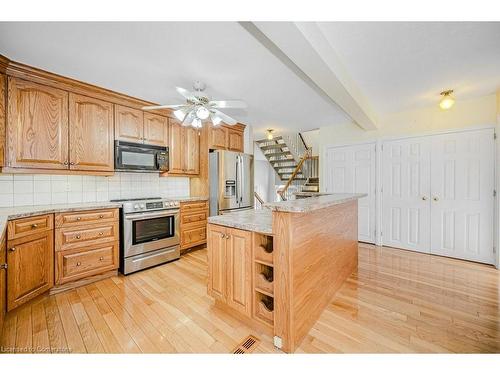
[56, 242, 118, 285]
[55, 208, 118, 228]
[181, 226, 207, 248]
[181, 210, 207, 225]
[8, 214, 53, 240]
[55, 222, 119, 251]
[181, 201, 208, 212]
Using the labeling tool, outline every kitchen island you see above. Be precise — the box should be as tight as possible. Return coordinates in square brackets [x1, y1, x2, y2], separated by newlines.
[207, 193, 365, 352]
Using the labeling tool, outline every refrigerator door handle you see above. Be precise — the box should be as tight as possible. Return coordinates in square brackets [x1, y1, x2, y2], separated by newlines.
[235, 155, 240, 205]
[239, 155, 244, 203]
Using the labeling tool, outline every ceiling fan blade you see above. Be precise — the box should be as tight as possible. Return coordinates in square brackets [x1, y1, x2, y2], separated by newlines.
[212, 109, 237, 126]
[176, 86, 199, 102]
[209, 100, 247, 109]
[142, 104, 185, 110]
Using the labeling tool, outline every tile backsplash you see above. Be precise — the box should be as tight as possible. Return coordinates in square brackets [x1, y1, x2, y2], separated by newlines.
[0, 173, 190, 207]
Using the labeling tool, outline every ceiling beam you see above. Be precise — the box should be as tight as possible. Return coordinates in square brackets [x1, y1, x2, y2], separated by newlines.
[240, 22, 378, 130]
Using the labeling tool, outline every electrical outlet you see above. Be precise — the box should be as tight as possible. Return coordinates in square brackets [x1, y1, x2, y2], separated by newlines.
[273, 336, 282, 349]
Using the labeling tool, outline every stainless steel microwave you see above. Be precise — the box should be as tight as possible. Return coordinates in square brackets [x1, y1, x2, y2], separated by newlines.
[114, 141, 169, 172]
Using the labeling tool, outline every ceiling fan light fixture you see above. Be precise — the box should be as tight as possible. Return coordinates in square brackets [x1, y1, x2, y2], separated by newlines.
[192, 118, 202, 128]
[210, 114, 223, 126]
[196, 106, 210, 120]
[173, 109, 187, 122]
[439, 90, 455, 110]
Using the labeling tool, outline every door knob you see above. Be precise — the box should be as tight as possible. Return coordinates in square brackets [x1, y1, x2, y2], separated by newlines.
[433, 196, 439, 201]
[422, 196, 428, 201]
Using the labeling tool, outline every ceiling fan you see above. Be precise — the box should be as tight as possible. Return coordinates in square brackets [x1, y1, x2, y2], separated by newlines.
[142, 81, 246, 128]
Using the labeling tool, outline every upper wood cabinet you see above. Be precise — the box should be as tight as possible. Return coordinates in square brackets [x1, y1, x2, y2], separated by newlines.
[7, 215, 54, 311]
[7, 77, 69, 169]
[227, 129, 244, 152]
[143, 113, 168, 146]
[168, 119, 200, 176]
[69, 93, 114, 172]
[115, 105, 168, 147]
[0, 74, 5, 167]
[114, 105, 144, 143]
[208, 124, 245, 152]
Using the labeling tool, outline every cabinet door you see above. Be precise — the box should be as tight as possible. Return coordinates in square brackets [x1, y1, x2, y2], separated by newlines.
[144, 113, 168, 146]
[168, 119, 184, 174]
[0, 232, 6, 329]
[7, 77, 69, 169]
[7, 231, 54, 311]
[209, 126, 227, 149]
[183, 127, 200, 175]
[0, 74, 5, 167]
[207, 224, 227, 301]
[227, 129, 244, 152]
[69, 93, 114, 171]
[114, 105, 143, 143]
[226, 228, 252, 316]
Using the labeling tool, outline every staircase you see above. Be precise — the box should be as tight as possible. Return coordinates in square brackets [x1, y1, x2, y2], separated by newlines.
[256, 134, 319, 200]
[255, 136, 307, 182]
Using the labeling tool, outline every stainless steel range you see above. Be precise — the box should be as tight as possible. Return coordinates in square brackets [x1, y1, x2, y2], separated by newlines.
[111, 197, 180, 275]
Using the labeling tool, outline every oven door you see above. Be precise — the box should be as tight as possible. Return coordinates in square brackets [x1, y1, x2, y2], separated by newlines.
[115, 142, 160, 171]
[123, 209, 180, 257]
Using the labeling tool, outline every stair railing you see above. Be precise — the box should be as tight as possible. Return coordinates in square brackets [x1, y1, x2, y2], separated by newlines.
[277, 149, 311, 201]
[254, 191, 265, 209]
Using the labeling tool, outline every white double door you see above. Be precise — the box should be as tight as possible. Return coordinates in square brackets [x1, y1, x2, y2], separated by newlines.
[324, 143, 376, 243]
[382, 128, 495, 264]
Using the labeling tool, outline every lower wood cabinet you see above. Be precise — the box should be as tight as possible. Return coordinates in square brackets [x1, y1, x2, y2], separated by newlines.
[0, 230, 6, 334]
[55, 242, 118, 285]
[55, 208, 119, 286]
[180, 200, 208, 251]
[207, 224, 252, 316]
[6, 215, 54, 311]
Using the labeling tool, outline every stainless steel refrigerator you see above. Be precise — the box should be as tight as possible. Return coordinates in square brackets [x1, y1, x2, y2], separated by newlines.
[209, 150, 254, 216]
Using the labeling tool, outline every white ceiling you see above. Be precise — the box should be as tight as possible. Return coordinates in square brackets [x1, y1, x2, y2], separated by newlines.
[317, 22, 500, 114]
[1, 22, 499, 134]
[0, 22, 350, 137]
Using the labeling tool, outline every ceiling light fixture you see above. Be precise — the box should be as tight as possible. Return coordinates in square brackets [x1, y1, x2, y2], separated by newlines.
[439, 90, 455, 110]
[267, 129, 274, 140]
[195, 106, 210, 120]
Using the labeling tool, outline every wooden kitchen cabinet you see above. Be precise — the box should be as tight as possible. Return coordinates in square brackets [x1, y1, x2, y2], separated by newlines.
[0, 230, 6, 334]
[208, 124, 245, 152]
[114, 104, 144, 143]
[7, 215, 54, 311]
[143, 113, 168, 146]
[180, 200, 208, 251]
[207, 224, 252, 316]
[167, 118, 200, 175]
[6, 77, 69, 170]
[227, 128, 244, 152]
[69, 93, 114, 172]
[0, 73, 6, 167]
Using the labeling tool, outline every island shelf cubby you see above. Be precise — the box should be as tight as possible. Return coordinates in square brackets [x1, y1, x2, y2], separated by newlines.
[252, 232, 275, 327]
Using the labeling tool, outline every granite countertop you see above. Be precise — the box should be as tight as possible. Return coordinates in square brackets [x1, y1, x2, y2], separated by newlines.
[264, 193, 367, 213]
[0, 196, 208, 238]
[208, 209, 273, 235]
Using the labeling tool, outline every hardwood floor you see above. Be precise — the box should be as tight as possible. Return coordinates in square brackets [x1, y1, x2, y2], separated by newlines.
[1, 244, 499, 353]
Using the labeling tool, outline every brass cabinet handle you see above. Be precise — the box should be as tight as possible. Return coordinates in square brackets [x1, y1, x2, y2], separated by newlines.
[75, 235, 81, 239]
[99, 257, 104, 261]
[76, 262, 81, 266]
[31, 223, 38, 229]
[76, 217, 81, 221]
[70, 162, 75, 166]
[99, 215, 104, 219]
[9, 247, 16, 252]
[226, 235, 231, 240]
[98, 232, 104, 236]
[220, 233, 225, 238]
[63, 161, 69, 166]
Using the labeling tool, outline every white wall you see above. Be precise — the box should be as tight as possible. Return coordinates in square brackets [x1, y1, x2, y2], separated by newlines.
[0, 173, 190, 207]
[319, 94, 497, 190]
